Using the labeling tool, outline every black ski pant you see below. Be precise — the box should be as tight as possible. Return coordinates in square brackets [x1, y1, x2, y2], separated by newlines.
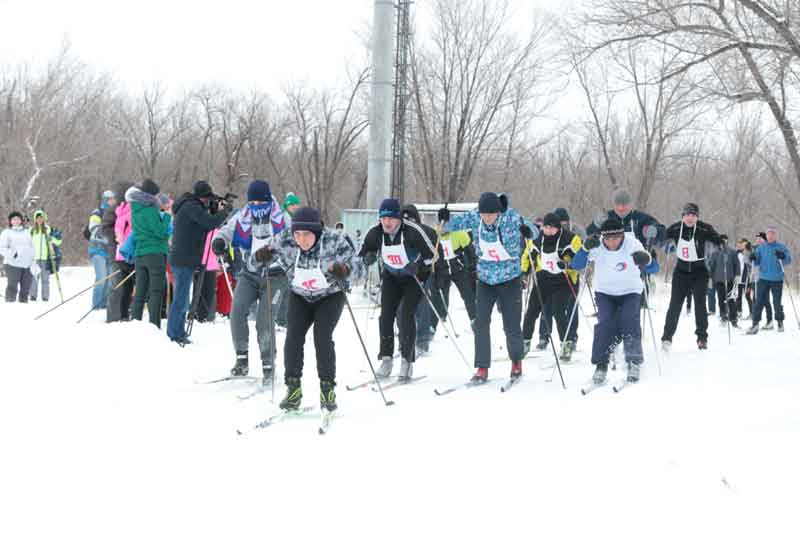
[592, 292, 643, 365]
[193, 269, 218, 323]
[752, 280, 784, 324]
[379, 273, 425, 363]
[412, 276, 446, 350]
[131, 254, 166, 329]
[107, 261, 134, 322]
[4, 265, 32, 302]
[538, 277, 579, 343]
[662, 268, 709, 342]
[522, 275, 572, 343]
[474, 277, 523, 368]
[441, 269, 476, 321]
[284, 291, 344, 384]
[714, 280, 737, 323]
[752, 280, 773, 323]
[736, 284, 753, 317]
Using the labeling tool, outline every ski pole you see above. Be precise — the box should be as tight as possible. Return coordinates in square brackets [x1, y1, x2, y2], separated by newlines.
[33, 269, 120, 320]
[113, 269, 136, 290]
[584, 269, 598, 316]
[548, 273, 587, 383]
[342, 288, 395, 406]
[412, 276, 471, 370]
[219, 257, 235, 300]
[264, 273, 277, 403]
[438, 284, 460, 339]
[44, 230, 64, 303]
[779, 262, 800, 329]
[723, 253, 732, 345]
[641, 283, 662, 376]
[527, 249, 566, 389]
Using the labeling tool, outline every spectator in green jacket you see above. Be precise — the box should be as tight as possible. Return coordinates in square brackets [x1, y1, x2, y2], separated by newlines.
[127, 179, 171, 329]
[29, 209, 62, 302]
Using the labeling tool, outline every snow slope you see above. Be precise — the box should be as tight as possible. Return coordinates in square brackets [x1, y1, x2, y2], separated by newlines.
[1, 267, 798, 533]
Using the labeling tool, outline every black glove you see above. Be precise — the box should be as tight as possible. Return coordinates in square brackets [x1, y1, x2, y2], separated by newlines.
[329, 262, 349, 281]
[13, 252, 18, 259]
[254, 246, 273, 263]
[406, 261, 419, 278]
[438, 207, 450, 223]
[556, 260, 567, 271]
[583, 236, 600, 250]
[362, 251, 377, 266]
[211, 238, 226, 256]
[632, 250, 650, 266]
[520, 224, 533, 239]
[775, 250, 786, 260]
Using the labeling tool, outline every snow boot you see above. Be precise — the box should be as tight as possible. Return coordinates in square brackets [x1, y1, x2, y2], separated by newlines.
[470, 367, 488, 384]
[559, 340, 574, 362]
[777, 321, 784, 333]
[230, 353, 249, 376]
[762, 320, 774, 331]
[627, 361, 641, 383]
[399, 359, 413, 382]
[510, 360, 522, 378]
[375, 356, 393, 378]
[592, 362, 608, 385]
[697, 339, 708, 350]
[745, 324, 759, 335]
[536, 339, 549, 351]
[320, 379, 337, 412]
[280, 377, 302, 411]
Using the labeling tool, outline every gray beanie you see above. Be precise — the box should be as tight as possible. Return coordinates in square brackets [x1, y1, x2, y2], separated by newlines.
[612, 189, 632, 206]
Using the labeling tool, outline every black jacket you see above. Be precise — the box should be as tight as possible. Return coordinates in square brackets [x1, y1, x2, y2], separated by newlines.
[587, 209, 666, 247]
[169, 193, 230, 268]
[359, 220, 437, 279]
[665, 220, 721, 274]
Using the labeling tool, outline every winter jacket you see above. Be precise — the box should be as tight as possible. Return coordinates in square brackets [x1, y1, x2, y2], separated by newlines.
[114, 202, 133, 262]
[530, 228, 583, 285]
[169, 193, 230, 268]
[271, 227, 355, 302]
[444, 208, 536, 285]
[665, 220, 721, 275]
[587, 209, 666, 247]
[0, 226, 35, 268]
[215, 198, 286, 277]
[127, 187, 171, 257]
[359, 219, 437, 279]
[101, 205, 118, 259]
[435, 230, 472, 276]
[202, 231, 221, 271]
[88, 207, 108, 257]
[736, 250, 752, 286]
[30, 210, 62, 262]
[752, 241, 793, 282]
[572, 235, 657, 296]
[707, 245, 740, 283]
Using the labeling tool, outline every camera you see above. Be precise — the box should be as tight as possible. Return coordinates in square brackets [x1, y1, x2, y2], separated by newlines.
[209, 192, 238, 214]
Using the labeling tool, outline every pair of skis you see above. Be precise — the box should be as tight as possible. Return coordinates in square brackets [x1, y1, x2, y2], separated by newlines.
[236, 406, 335, 435]
[580, 378, 634, 395]
[433, 374, 521, 396]
[345, 375, 427, 392]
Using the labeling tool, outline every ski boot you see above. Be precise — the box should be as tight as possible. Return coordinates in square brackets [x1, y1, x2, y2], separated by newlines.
[230, 353, 249, 376]
[399, 359, 413, 382]
[320, 379, 337, 412]
[762, 320, 774, 331]
[627, 361, 641, 383]
[261, 364, 274, 386]
[559, 340, 574, 362]
[416, 340, 431, 358]
[777, 321, 784, 333]
[592, 362, 608, 385]
[375, 356, 393, 378]
[697, 338, 708, 350]
[522, 339, 531, 356]
[535, 339, 549, 351]
[510, 360, 522, 378]
[661, 340, 672, 352]
[280, 377, 303, 411]
[470, 367, 488, 384]
[745, 324, 759, 335]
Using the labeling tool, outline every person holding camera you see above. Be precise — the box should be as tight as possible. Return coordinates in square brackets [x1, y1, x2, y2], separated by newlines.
[211, 179, 286, 382]
[166, 180, 232, 344]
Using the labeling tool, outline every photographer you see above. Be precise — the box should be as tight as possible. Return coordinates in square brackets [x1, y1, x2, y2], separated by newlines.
[167, 180, 232, 344]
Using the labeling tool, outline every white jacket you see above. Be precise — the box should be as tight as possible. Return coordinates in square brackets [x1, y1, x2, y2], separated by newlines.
[587, 235, 647, 296]
[0, 226, 35, 268]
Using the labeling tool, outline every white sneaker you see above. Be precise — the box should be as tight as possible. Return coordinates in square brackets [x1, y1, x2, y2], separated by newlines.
[375, 356, 393, 378]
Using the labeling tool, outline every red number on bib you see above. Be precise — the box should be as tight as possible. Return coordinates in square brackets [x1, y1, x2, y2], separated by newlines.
[681, 247, 689, 259]
[387, 254, 402, 266]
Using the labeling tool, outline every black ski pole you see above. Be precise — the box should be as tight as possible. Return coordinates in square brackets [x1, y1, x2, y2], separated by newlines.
[548, 274, 587, 383]
[265, 273, 276, 403]
[34, 269, 120, 320]
[779, 261, 800, 329]
[527, 249, 566, 389]
[412, 276, 471, 370]
[342, 288, 395, 406]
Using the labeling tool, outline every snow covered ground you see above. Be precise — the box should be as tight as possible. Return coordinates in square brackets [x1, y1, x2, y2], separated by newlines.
[1, 267, 798, 533]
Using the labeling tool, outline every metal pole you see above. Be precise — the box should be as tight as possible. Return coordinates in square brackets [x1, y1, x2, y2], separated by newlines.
[34, 269, 120, 320]
[413, 277, 471, 370]
[367, 0, 394, 209]
[526, 249, 566, 389]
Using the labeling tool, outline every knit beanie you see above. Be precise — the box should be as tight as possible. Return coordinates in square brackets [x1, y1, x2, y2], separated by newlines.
[193, 180, 214, 198]
[542, 212, 561, 228]
[682, 202, 699, 216]
[379, 198, 402, 219]
[600, 218, 624, 236]
[283, 192, 300, 211]
[554, 207, 570, 222]
[247, 180, 271, 202]
[612, 189, 632, 206]
[402, 204, 420, 224]
[478, 192, 502, 214]
[140, 179, 160, 196]
[291, 207, 323, 238]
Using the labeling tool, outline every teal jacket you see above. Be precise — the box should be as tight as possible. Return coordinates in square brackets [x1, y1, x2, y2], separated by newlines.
[127, 186, 171, 257]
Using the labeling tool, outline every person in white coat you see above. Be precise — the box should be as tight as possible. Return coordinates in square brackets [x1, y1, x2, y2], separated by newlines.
[0, 211, 36, 302]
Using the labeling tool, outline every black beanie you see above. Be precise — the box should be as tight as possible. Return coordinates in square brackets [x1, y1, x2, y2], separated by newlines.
[554, 207, 570, 222]
[402, 204, 420, 224]
[682, 202, 699, 216]
[478, 192, 502, 214]
[600, 218, 624, 236]
[193, 180, 214, 198]
[140, 179, 160, 196]
[542, 212, 561, 228]
[291, 207, 323, 236]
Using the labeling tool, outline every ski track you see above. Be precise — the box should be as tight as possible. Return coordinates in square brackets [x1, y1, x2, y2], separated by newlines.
[1, 267, 797, 533]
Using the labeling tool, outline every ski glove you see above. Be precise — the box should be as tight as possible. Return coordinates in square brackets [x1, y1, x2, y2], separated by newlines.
[632, 250, 650, 266]
[211, 238, 226, 256]
[329, 262, 349, 281]
[520, 224, 533, 239]
[438, 207, 450, 223]
[254, 246, 273, 263]
[556, 260, 567, 271]
[583, 236, 600, 250]
[405, 261, 419, 278]
[775, 250, 786, 260]
[362, 251, 377, 266]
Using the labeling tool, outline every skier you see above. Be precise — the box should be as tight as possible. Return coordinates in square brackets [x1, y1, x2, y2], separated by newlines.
[660, 203, 722, 350]
[433, 212, 477, 326]
[735, 238, 753, 319]
[746, 226, 792, 334]
[571, 218, 656, 384]
[29, 209, 63, 302]
[107, 182, 136, 322]
[211, 179, 286, 382]
[128, 180, 172, 329]
[252, 207, 354, 412]
[441, 192, 537, 382]
[586, 189, 665, 256]
[0, 211, 35, 302]
[358, 199, 437, 380]
[751, 231, 774, 327]
[707, 234, 740, 327]
[522, 212, 582, 361]
[87, 190, 117, 310]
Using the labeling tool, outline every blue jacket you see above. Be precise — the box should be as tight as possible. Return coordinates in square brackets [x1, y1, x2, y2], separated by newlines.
[752, 242, 792, 282]
[445, 208, 537, 285]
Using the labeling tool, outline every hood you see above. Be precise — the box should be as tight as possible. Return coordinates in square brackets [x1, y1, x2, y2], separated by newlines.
[32, 209, 47, 222]
[125, 186, 159, 207]
[113, 181, 135, 204]
[171, 192, 198, 216]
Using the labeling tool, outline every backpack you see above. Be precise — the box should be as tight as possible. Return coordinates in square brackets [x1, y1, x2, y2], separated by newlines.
[83, 224, 91, 241]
